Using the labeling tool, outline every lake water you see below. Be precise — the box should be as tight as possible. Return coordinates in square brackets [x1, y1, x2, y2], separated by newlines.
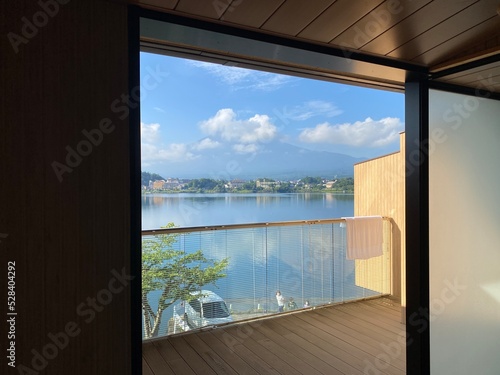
[142, 192, 354, 229]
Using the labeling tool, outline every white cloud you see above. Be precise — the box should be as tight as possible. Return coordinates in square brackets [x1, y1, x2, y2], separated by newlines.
[156, 143, 197, 162]
[188, 61, 292, 91]
[299, 117, 403, 147]
[247, 74, 291, 91]
[141, 122, 197, 163]
[141, 142, 159, 163]
[279, 100, 343, 121]
[190, 61, 252, 84]
[199, 108, 278, 144]
[233, 143, 259, 154]
[154, 107, 166, 113]
[141, 122, 160, 143]
[192, 138, 221, 151]
[142, 142, 198, 163]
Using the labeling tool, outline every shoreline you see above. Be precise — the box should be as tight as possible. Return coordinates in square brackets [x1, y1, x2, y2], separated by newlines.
[142, 190, 354, 195]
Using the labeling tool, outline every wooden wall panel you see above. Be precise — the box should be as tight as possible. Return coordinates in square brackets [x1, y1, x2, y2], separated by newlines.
[354, 133, 405, 302]
[0, 1, 132, 374]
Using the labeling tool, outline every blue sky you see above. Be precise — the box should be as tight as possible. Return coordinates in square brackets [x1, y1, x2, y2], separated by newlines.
[140, 51, 404, 174]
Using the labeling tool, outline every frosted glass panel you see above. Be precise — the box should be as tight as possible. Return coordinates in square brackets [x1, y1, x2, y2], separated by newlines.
[429, 90, 500, 374]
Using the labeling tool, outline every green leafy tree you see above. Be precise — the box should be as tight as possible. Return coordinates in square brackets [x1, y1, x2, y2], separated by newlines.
[142, 223, 229, 338]
[301, 176, 323, 185]
[278, 185, 292, 193]
[242, 181, 256, 191]
[188, 178, 218, 191]
[332, 177, 354, 192]
[212, 182, 227, 193]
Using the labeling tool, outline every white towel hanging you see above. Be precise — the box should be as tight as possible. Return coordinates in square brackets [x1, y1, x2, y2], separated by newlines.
[342, 216, 383, 260]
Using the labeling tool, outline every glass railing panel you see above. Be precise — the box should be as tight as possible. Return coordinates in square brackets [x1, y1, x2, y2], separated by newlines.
[142, 218, 392, 340]
[220, 228, 268, 318]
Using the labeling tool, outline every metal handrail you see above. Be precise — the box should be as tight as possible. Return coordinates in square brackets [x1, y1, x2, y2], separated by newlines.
[141, 216, 392, 236]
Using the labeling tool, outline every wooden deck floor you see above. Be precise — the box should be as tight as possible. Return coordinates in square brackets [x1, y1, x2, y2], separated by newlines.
[143, 297, 406, 375]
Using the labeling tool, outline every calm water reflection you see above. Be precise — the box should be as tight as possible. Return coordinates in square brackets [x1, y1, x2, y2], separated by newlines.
[142, 193, 354, 229]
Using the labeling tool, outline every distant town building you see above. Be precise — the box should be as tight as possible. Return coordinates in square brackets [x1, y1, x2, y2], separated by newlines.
[256, 180, 280, 189]
[325, 180, 337, 189]
[228, 179, 246, 189]
[152, 180, 165, 190]
[163, 178, 181, 189]
[145, 178, 184, 190]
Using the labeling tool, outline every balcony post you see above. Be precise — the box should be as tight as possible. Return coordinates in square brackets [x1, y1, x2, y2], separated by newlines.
[405, 76, 430, 375]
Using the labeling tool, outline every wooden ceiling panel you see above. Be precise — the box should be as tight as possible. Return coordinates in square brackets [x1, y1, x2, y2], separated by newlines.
[361, 1, 473, 57]
[388, 0, 499, 61]
[412, 17, 500, 66]
[438, 34, 500, 66]
[135, 0, 500, 93]
[460, 64, 500, 94]
[442, 72, 500, 93]
[297, 0, 386, 43]
[330, 0, 432, 51]
[175, 0, 228, 19]
[221, 0, 285, 28]
[133, 0, 178, 10]
[437, 61, 500, 86]
[261, 0, 335, 36]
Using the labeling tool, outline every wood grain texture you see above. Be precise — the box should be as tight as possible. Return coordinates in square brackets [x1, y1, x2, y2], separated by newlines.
[143, 298, 405, 375]
[0, 1, 131, 373]
[134, 0, 500, 92]
[354, 133, 405, 303]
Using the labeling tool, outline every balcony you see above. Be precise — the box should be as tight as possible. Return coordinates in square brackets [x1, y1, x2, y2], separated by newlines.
[143, 297, 404, 375]
[142, 217, 404, 375]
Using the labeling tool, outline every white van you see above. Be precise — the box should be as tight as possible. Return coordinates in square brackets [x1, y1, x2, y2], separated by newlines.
[180, 290, 233, 329]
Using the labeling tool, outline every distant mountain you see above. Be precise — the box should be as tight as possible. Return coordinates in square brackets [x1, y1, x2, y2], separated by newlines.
[155, 141, 365, 180]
